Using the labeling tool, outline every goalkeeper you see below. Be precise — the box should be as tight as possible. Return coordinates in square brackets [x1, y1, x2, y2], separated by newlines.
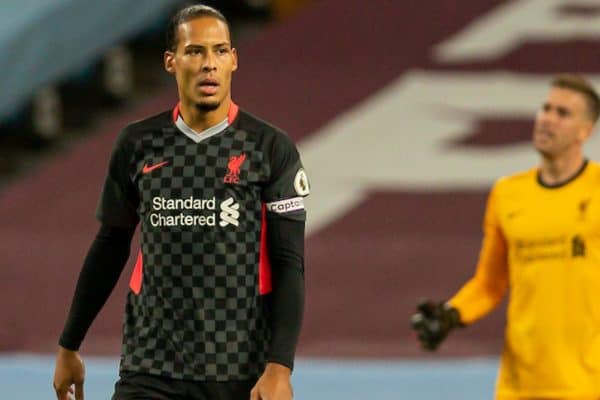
[411, 74, 600, 400]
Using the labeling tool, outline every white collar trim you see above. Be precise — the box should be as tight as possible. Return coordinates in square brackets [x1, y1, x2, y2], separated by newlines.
[175, 116, 229, 143]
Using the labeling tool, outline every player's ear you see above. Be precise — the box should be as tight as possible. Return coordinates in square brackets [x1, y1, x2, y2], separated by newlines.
[164, 51, 176, 75]
[231, 48, 238, 72]
[579, 120, 594, 142]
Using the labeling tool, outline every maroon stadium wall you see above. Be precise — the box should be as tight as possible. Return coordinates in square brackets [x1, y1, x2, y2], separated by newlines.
[2, 0, 599, 359]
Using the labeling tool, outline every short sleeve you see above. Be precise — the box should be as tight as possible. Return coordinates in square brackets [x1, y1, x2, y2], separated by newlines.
[262, 133, 310, 221]
[95, 130, 139, 227]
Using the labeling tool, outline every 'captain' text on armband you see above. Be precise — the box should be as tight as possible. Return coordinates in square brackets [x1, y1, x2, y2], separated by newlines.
[266, 197, 305, 214]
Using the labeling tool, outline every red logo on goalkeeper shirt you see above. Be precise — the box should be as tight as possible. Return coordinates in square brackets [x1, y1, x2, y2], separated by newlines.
[224, 153, 246, 183]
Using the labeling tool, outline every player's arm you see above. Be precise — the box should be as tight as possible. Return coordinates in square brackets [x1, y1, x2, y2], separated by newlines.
[253, 131, 308, 400]
[448, 183, 508, 322]
[58, 224, 136, 350]
[251, 213, 304, 400]
[54, 224, 135, 399]
[264, 213, 305, 369]
[58, 127, 139, 350]
[411, 184, 509, 350]
[54, 127, 139, 400]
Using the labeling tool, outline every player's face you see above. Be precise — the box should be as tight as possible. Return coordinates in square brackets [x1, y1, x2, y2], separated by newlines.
[165, 17, 238, 111]
[533, 87, 593, 159]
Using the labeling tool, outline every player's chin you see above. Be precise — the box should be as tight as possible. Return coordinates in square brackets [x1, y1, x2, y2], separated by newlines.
[534, 137, 551, 152]
[534, 144, 555, 158]
[194, 99, 220, 112]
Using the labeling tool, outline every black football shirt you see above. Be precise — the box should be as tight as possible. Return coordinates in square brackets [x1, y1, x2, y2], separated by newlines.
[96, 102, 309, 381]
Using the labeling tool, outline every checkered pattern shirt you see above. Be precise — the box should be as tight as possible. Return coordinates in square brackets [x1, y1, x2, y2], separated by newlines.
[96, 103, 308, 381]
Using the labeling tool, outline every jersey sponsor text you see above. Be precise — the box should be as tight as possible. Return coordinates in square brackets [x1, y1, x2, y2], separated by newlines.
[150, 196, 239, 228]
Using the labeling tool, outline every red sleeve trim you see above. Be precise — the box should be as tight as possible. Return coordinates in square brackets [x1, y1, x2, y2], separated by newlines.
[259, 204, 273, 295]
[129, 249, 143, 295]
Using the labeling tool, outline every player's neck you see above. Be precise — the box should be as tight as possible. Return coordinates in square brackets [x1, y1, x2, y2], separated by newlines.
[179, 98, 231, 132]
[539, 151, 586, 186]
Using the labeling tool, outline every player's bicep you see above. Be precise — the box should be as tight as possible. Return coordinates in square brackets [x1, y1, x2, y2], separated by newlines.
[262, 133, 310, 221]
[476, 185, 509, 290]
[95, 132, 139, 227]
[96, 176, 138, 227]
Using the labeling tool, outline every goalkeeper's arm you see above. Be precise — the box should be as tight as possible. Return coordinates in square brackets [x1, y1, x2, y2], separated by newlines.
[410, 185, 509, 351]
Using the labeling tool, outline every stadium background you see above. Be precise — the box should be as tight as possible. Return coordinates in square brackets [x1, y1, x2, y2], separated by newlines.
[1, 0, 600, 398]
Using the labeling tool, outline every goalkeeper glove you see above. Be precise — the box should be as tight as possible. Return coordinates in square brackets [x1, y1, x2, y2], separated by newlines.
[410, 299, 462, 351]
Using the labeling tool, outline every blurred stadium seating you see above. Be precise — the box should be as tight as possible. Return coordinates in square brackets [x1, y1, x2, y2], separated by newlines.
[3, 0, 600, 399]
[0, 0, 279, 180]
[1, 0, 171, 139]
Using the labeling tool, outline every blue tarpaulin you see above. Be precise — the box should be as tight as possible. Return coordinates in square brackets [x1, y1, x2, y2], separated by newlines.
[0, 0, 178, 120]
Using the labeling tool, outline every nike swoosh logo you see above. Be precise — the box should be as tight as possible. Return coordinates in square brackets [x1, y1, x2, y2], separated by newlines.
[142, 161, 169, 174]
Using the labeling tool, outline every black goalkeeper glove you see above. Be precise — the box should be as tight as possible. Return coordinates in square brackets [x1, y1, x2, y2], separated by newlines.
[410, 299, 463, 351]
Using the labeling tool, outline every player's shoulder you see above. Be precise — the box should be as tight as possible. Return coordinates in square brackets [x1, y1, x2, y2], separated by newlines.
[576, 160, 600, 187]
[118, 110, 172, 142]
[584, 159, 600, 175]
[493, 167, 538, 193]
[105, 109, 172, 159]
[236, 108, 292, 143]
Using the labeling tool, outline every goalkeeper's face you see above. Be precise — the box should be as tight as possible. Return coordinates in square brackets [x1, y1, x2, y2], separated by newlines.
[533, 87, 593, 159]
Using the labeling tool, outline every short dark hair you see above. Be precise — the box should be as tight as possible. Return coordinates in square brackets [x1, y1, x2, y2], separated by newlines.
[165, 4, 230, 52]
[552, 74, 600, 123]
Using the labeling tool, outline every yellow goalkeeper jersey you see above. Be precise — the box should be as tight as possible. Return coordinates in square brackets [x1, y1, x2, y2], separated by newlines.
[449, 160, 600, 399]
